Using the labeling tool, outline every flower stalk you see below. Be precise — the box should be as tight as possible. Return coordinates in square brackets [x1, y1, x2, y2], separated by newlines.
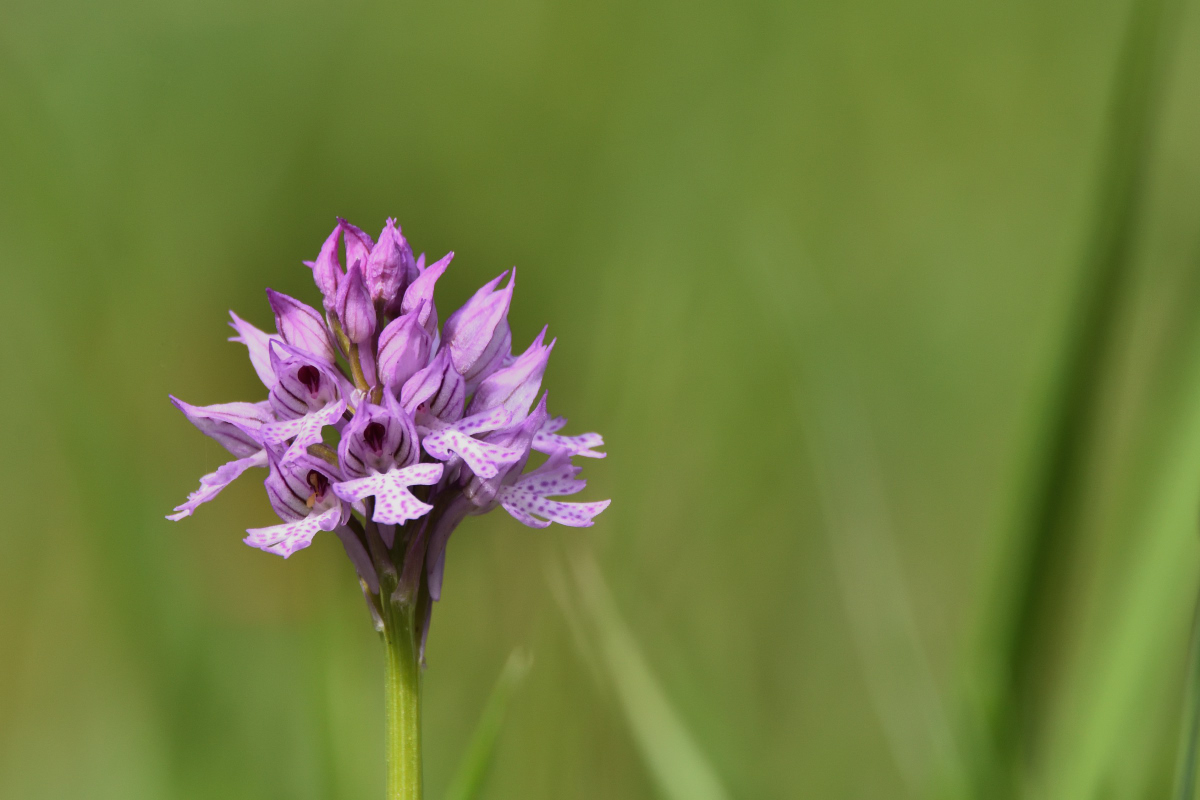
[383, 587, 423, 800]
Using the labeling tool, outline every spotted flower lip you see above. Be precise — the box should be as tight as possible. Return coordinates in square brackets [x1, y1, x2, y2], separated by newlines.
[169, 216, 609, 643]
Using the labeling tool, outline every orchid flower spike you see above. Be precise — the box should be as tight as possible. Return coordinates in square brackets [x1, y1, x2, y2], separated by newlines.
[167, 216, 609, 655]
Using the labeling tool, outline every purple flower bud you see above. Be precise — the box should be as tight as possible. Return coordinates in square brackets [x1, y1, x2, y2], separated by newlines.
[336, 261, 376, 343]
[341, 219, 374, 278]
[367, 218, 418, 309]
[467, 327, 554, 421]
[266, 288, 337, 364]
[401, 252, 452, 337]
[400, 348, 465, 422]
[377, 304, 433, 391]
[305, 221, 345, 312]
[441, 269, 515, 384]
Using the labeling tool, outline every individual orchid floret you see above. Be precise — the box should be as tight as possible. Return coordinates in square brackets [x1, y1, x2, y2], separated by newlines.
[304, 221, 347, 312]
[496, 449, 610, 528]
[266, 341, 347, 420]
[367, 218, 419, 310]
[462, 395, 605, 528]
[333, 397, 434, 536]
[378, 305, 432, 391]
[400, 348, 466, 422]
[467, 327, 553, 422]
[167, 398, 273, 520]
[336, 262, 376, 344]
[248, 450, 350, 557]
[266, 288, 338, 365]
[441, 269, 515, 385]
[337, 399, 420, 479]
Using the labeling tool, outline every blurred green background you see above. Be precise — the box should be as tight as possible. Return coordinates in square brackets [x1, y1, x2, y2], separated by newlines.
[4, 0, 1200, 797]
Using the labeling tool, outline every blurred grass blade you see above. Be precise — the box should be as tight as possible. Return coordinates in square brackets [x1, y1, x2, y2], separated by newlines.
[560, 549, 731, 800]
[1038, 362, 1200, 798]
[744, 246, 967, 798]
[1176, 588, 1200, 800]
[800, 381, 967, 797]
[994, 0, 1184, 765]
[443, 649, 533, 800]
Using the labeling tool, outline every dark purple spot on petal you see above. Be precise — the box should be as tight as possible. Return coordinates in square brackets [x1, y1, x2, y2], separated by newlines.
[363, 421, 386, 453]
[298, 365, 321, 395]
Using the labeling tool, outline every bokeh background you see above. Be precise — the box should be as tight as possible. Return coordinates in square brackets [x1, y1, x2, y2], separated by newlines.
[4, 0, 1200, 797]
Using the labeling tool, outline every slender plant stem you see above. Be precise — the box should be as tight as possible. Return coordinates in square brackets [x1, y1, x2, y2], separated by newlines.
[383, 595, 423, 800]
[348, 342, 370, 394]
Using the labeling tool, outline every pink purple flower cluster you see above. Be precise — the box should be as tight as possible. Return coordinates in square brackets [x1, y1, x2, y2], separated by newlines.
[168, 218, 608, 631]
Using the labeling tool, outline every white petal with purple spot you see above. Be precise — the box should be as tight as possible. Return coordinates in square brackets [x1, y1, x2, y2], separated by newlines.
[244, 504, 342, 558]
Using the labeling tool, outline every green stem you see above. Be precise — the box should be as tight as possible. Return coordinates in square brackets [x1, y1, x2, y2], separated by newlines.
[383, 596, 423, 800]
[348, 342, 370, 394]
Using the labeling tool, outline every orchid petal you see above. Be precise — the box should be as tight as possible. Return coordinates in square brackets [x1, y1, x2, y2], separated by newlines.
[332, 463, 444, 525]
[499, 489, 609, 528]
[401, 251, 452, 335]
[442, 269, 514, 382]
[340, 219, 374, 277]
[244, 504, 343, 558]
[453, 406, 514, 437]
[533, 430, 606, 459]
[170, 396, 272, 457]
[308, 221, 345, 310]
[335, 261, 376, 343]
[422, 428, 521, 479]
[377, 306, 432, 391]
[400, 349, 465, 421]
[266, 289, 337, 364]
[167, 450, 268, 520]
[263, 399, 347, 464]
[514, 449, 587, 496]
[467, 327, 553, 420]
[228, 311, 281, 388]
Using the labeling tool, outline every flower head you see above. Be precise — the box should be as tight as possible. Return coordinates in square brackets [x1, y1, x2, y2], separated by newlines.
[169, 217, 609, 649]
